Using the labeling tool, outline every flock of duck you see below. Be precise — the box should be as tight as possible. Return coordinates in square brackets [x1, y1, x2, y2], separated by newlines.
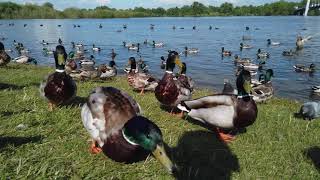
[0, 24, 319, 175]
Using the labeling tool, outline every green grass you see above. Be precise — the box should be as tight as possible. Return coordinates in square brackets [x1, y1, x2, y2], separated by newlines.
[0, 64, 319, 179]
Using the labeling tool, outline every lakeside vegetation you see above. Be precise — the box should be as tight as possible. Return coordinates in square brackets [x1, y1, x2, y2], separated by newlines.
[0, 0, 319, 19]
[0, 63, 320, 179]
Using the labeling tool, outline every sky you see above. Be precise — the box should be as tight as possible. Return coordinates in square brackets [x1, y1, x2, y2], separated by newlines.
[8, 0, 301, 10]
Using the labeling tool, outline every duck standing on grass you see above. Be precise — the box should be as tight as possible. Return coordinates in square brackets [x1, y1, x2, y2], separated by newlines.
[0, 42, 11, 66]
[177, 69, 258, 143]
[126, 57, 158, 94]
[81, 86, 176, 174]
[155, 51, 193, 115]
[40, 45, 77, 111]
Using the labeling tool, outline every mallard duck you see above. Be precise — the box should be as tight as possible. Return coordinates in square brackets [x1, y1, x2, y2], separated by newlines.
[65, 59, 78, 74]
[221, 47, 232, 56]
[267, 39, 280, 46]
[297, 102, 320, 120]
[251, 69, 274, 103]
[81, 86, 176, 173]
[155, 51, 192, 112]
[123, 41, 133, 48]
[128, 43, 140, 51]
[0, 42, 11, 66]
[294, 64, 315, 73]
[126, 57, 158, 94]
[99, 24, 102, 28]
[257, 49, 270, 59]
[43, 48, 54, 55]
[177, 69, 258, 143]
[100, 61, 117, 79]
[40, 45, 77, 111]
[240, 43, 252, 50]
[41, 40, 49, 45]
[282, 50, 294, 56]
[150, 24, 155, 30]
[58, 38, 62, 45]
[71, 64, 114, 81]
[153, 41, 164, 48]
[184, 46, 199, 54]
[13, 55, 37, 65]
[234, 55, 251, 64]
[92, 44, 101, 52]
[239, 62, 260, 71]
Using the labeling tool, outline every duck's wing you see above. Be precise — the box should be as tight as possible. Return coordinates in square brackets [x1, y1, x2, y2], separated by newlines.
[86, 87, 139, 140]
[178, 95, 236, 129]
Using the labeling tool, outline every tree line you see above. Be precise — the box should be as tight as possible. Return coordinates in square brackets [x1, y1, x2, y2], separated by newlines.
[0, 0, 319, 19]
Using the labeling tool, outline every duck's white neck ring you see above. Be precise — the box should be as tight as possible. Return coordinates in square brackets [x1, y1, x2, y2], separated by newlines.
[166, 71, 173, 74]
[55, 69, 65, 73]
[122, 129, 139, 146]
[237, 94, 253, 99]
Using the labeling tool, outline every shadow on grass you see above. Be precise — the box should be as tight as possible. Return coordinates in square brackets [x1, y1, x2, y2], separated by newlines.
[65, 96, 87, 108]
[304, 146, 320, 171]
[171, 130, 239, 180]
[0, 109, 33, 117]
[0, 135, 43, 150]
[0, 83, 25, 90]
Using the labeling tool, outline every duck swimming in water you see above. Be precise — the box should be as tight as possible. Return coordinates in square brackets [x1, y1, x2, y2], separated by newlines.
[257, 49, 270, 59]
[40, 45, 77, 111]
[184, 46, 199, 54]
[267, 39, 280, 46]
[221, 47, 232, 56]
[177, 69, 258, 143]
[294, 63, 316, 73]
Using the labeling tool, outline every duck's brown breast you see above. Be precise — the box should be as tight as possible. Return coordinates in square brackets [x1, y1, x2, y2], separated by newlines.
[102, 131, 149, 163]
[233, 98, 258, 128]
[44, 72, 76, 105]
[155, 73, 178, 106]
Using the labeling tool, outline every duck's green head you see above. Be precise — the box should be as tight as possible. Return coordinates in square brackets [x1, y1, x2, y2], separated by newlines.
[236, 69, 252, 96]
[54, 45, 67, 72]
[166, 51, 182, 72]
[265, 69, 274, 81]
[123, 116, 176, 174]
[128, 57, 137, 71]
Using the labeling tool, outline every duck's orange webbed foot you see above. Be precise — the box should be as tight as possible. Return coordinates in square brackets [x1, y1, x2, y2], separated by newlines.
[90, 141, 102, 154]
[216, 128, 235, 143]
[139, 88, 145, 95]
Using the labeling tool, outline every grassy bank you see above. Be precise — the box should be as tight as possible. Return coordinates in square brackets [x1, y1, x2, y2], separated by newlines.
[0, 64, 319, 179]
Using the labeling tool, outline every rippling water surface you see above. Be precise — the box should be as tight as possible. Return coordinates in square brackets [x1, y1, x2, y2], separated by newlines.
[1, 16, 320, 101]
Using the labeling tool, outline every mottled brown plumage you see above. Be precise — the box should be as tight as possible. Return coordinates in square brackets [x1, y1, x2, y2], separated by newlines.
[155, 72, 179, 106]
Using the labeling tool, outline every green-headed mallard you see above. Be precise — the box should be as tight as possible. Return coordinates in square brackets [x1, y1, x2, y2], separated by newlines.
[92, 44, 101, 52]
[81, 86, 176, 174]
[155, 51, 193, 112]
[177, 69, 258, 143]
[13, 55, 37, 65]
[40, 45, 77, 111]
[257, 49, 270, 59]
[126, 57, 158, 94]
[0, 42, 11, 66]
[252, 69, 274, 103]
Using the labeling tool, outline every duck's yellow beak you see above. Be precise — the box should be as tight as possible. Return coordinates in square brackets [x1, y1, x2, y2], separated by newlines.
[175, 57, 183, 69]
[244, 80, 252, 94]
[152, 144, 176, 174]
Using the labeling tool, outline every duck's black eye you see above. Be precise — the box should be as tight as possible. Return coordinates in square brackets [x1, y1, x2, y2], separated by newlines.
[159, 151, 162, 155]
[92, 100, 96, 104]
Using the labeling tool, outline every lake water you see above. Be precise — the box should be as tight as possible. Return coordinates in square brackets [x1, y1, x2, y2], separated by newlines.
[1, 16, 320, 101]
